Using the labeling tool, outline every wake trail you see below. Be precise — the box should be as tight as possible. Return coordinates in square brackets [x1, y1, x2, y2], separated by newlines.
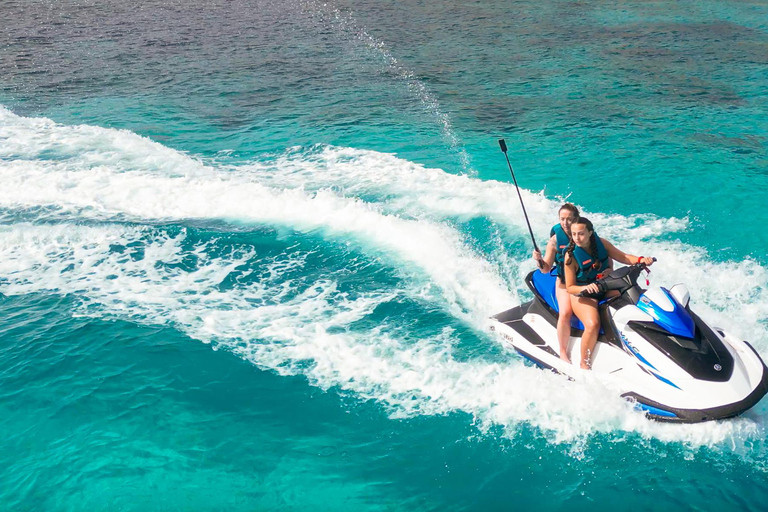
[302, 0, 473, 174]
[2, 107, 768, 452]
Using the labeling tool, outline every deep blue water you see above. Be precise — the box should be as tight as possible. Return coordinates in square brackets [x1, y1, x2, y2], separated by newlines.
[2, 0, 768, 510]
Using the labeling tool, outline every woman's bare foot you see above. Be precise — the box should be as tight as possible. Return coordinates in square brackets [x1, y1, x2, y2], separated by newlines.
[560, 352, 572, 364]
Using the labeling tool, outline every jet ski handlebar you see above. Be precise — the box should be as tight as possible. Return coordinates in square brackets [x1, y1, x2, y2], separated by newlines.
[577, 258, 656, 298]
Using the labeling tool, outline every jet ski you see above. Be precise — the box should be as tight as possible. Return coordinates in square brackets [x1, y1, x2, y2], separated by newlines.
[490, 262, 768, 422]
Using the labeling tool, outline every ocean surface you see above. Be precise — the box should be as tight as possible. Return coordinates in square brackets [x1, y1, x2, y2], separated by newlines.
[1, 0, 768, 509]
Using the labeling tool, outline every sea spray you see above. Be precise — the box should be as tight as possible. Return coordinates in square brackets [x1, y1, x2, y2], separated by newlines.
[1, 109, 767, 450]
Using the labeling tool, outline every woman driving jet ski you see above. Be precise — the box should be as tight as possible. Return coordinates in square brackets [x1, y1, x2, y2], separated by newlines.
[564, 217, 655, 370]
[532, 203, 580, 363]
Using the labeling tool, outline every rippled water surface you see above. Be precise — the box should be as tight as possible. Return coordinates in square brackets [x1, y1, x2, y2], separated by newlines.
[2, 0, 768, 510]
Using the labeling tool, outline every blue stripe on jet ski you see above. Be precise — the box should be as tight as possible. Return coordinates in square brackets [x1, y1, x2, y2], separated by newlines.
[650, 371, 681, 390]
[626, 342, 679, 388]
[514, 348, 554, 371]
[621, 336, 658, 371]
[635, 402, 678, 418]
[630, 349, 657, 370]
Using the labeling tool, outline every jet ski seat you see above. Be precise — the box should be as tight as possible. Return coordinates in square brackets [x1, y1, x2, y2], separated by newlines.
[529, 269, 609, 332]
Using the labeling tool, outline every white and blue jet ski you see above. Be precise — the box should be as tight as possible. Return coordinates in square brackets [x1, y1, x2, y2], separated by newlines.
[490, 263, 768, 422]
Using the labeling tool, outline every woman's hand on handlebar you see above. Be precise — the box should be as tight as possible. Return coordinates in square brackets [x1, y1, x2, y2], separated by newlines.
[581, 283, 600, 295]
[638, 256, 655, 266]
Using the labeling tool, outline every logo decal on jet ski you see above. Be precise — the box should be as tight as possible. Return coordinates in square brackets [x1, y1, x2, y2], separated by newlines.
[620, 333, 681, 389]
[620, 332, 657, 370]
[714, 364, 722, 371]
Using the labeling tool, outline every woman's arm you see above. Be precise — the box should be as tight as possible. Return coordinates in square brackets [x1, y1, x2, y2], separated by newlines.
[564, 257, 600, 295]
[533, 234, 557, 272]
[599, 258, 614, 277]
[601, 238, 654, 266]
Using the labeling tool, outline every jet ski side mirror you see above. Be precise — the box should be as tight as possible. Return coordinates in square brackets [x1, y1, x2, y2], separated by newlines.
[668, 284, 690, 308]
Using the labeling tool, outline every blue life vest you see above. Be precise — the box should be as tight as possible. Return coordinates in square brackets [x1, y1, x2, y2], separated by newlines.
[572, 235, 610, 284]
[549, 224, 570, 269]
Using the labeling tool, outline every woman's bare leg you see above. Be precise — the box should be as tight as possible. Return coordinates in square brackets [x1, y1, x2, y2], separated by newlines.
[569, 296, 601, 369]
[555, 281, 573, 363]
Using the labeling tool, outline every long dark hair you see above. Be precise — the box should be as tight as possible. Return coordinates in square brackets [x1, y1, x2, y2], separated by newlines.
[565, 216, 602, 270]
[559, 203, 579, 220]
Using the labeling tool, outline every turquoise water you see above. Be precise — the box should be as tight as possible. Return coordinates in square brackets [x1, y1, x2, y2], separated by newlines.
[2, 0, 768, 509]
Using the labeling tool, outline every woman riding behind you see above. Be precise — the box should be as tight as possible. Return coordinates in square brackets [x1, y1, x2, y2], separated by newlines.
[533, 203, 580, 363]
[563, 216, 655, 370]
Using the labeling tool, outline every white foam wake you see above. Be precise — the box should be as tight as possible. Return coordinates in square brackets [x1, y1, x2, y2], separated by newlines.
[0, 107, 512, 325]
[2, 106, 768, 452]
[2, 222, 763, 452]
